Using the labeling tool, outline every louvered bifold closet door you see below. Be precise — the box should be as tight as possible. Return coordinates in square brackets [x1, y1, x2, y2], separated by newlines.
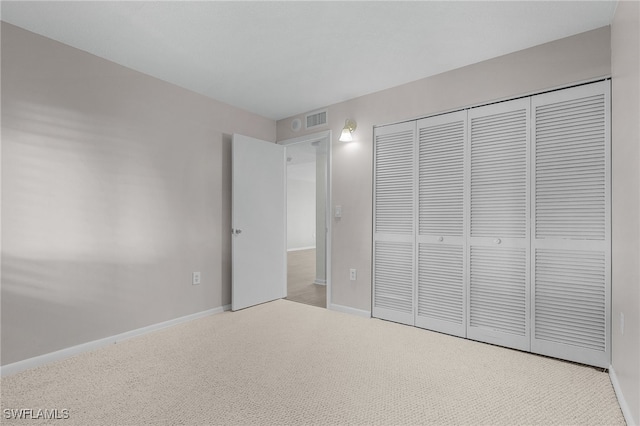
[467, 98, 531, 352]
[415, 111, 467, 337]
[531, 81, 611, 368]
[373, 122, 416, 326]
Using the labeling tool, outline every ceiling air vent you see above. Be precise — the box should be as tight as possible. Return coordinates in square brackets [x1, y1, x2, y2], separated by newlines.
[305, 109, 328, 129]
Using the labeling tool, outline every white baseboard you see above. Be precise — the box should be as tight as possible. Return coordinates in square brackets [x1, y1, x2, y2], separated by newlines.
[328, 303, 371, 318]
[287, 246, 316, 252]
[1, 304, 231, 377]
[609, 364, 638, 426]
[313, 279, 326, 286]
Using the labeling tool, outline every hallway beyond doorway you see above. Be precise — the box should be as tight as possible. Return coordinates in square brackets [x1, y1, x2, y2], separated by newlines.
[286, 249, 326, 308]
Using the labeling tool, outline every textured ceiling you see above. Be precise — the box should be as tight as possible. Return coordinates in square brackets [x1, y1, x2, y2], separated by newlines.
[1, 1, 618, 121]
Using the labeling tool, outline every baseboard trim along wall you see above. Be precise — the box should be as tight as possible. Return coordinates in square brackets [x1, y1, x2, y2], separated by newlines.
[609, 365, 638, 426]
[328, 303, 371, 318]
[1, 305, 232, 377]
[313, 279, 326, 286]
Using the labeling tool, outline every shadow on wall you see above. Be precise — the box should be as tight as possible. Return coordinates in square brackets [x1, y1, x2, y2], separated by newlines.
[221, 133, 233, 306]
[1, 101, 218, 365]
[1, 256, 154, 365]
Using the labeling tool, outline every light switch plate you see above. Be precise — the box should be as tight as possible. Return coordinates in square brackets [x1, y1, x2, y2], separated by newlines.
[192, 272, 201, 285]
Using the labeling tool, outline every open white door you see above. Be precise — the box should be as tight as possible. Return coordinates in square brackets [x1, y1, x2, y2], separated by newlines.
[232, 134, 286, 311]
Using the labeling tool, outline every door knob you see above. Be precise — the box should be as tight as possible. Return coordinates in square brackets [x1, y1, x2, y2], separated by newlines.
[494, 238, 501, 244]
[232, 228, 243, 235]
[438, 236, 444, 242]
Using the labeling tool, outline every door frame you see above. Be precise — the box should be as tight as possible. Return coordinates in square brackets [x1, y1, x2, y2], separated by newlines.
[278, 130, 332, 307]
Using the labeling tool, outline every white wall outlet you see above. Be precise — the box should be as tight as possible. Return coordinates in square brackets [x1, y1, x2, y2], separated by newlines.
[620, 312, 624, 335]
[334, 205, 342, 218]
[350, 268, 357, 281]
[192, 272, 201, 285]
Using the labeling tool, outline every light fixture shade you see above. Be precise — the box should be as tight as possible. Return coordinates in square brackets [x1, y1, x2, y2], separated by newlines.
[339, 128, 353, 142]
[339, 119, 357, 142]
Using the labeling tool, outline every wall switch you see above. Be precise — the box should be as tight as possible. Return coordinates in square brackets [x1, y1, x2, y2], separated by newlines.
[334, 205, 342, 218]
[192, 272, 201, 285]
[620, 312, 624, 335]
[350, 268, 357, 281]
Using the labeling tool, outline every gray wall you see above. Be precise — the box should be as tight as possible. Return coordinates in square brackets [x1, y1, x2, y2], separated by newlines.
[277, 27, 612, 312]
[1, 23, 276, 365]
[611, 1, 640, 423]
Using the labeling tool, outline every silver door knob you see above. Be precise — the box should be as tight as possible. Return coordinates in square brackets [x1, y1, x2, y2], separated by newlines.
[232, 228, 242, 235]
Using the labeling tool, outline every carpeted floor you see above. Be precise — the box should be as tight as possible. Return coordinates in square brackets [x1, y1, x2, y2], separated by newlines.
[0, 299, 624, 425]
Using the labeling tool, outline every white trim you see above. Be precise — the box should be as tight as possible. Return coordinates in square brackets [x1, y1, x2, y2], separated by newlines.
[1, 305, 231, 377]
[329, 303, 371, 318]
[609, 365, 638, 426]
[287, 246, 316, 252]
[313, 279, 326, 286]
[278, 130, 331, 146]
[326, 132, 333, 308]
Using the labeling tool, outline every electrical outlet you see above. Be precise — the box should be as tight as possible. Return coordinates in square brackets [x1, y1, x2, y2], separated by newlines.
[620, 312, 624, 335]
[350, 268, 357, 281]
[192, 272, 201, 285]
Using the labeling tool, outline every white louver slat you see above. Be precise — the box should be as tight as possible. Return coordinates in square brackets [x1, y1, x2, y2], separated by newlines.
[418, 113, 465, 236]
[415, 111, 466, 337]
[373, 122, 416, 326]
[467, 98, 530, 352]
[375, 127, 415, 235]
[535, 94, 606, 240]
[531, 81, 611, 368]
[373, 240, 414, 325]
[374, 241, 414, 312]
[534, 249, 606, 350]
[417, 244, 464, 335]
[469, 246, 527, 335]
[470, 108, 528, 238]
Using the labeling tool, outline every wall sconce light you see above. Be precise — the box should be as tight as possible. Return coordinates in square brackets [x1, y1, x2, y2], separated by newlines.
[339, 119, 357, 142]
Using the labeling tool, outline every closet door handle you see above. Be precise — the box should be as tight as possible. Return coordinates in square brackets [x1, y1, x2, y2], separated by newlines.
[494, 238, 501, 244]
[438, 236, 444, 242]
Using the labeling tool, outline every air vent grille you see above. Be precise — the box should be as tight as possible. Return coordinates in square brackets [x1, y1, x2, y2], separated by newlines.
[306, 110, 328, 129]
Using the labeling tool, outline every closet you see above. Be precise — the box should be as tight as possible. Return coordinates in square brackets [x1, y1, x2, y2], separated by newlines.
[372, 81, 610, 368]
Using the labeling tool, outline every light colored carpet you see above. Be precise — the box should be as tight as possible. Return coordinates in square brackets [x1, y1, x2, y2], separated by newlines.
[0, 299, 624, 425]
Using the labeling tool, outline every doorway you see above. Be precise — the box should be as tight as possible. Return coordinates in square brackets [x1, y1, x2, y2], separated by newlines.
[279, 131, 331, 309]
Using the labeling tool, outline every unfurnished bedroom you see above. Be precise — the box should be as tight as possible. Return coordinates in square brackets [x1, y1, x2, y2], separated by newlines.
[1, 1, 638, 425]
